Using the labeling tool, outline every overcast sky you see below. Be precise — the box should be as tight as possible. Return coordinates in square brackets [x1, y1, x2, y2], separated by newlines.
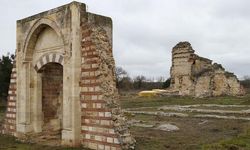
[1, 0, 250, 79]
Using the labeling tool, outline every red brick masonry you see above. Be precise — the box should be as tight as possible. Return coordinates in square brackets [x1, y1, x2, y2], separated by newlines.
[2, 60, 17, 136]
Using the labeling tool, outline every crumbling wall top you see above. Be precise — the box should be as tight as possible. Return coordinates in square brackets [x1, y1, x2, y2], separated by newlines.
[173, 41, 192, 49]
[17, 1, 86, 24]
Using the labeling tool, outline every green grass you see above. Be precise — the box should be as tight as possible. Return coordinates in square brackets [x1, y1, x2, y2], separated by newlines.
[0, 134, 86, 150]
[127, 112, 250, 150]
[202, 129, 250, 150]
[120, 94, 250, 109]
[121, 92, 250, 150]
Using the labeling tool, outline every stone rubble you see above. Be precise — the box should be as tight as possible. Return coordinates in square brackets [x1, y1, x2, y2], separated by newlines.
[127, 119, 155, 128]
[155, 124, 179, 132]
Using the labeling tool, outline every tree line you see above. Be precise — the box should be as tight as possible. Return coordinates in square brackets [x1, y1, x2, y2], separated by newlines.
[116, 67, 250, 92]
[241, 76, 250, 89]
[0, 53, 14, 100]
[115, 66, 171, 91]
[1, 53, 250, 100]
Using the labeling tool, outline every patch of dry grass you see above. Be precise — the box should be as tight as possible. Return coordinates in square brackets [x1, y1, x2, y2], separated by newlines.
[130, 115, 250, 150]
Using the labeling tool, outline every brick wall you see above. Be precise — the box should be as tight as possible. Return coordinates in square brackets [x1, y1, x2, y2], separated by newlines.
[80, 15, 135, 148]
[80, 23, 122, 150]
[40, 63, 63, 130]
[1, 60, 17, 136]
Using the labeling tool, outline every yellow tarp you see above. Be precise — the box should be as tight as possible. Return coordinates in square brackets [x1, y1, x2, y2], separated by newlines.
[138, 91, 158, 97]
[152, 89, 168, 93]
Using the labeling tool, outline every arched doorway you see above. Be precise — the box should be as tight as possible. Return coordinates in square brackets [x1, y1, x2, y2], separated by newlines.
[29, 24, 64, 142]
[38, 62, 63, 135]
[20, 21, 66, 142]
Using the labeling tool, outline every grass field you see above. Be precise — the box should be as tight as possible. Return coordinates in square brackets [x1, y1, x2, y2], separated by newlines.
[120, 93, 250, 109]
[0, 91, 250, 150]
[120, 91, 250, 150]
[127, 114, 250, 150]
[0, 134, 84, 150]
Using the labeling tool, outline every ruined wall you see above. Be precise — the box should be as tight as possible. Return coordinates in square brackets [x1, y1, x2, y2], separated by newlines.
[170, 42, 195, 95]
[170, 42, 245, 97]
[1, 2, 135, 150]
[80, 13, 135, 150]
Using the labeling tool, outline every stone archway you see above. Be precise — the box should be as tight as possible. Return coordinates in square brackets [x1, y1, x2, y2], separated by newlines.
[2, 2, 135, 149]
[16, 22, 66, 136]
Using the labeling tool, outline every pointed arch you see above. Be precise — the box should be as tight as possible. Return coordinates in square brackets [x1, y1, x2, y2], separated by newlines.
[23, 18, 65, 61]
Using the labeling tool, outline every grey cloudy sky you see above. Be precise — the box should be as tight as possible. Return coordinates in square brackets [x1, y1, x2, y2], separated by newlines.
[1, 0, 250, 79]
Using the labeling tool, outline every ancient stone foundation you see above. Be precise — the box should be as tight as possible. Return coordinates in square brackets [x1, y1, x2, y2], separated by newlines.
[1, 2, 135, 150]
[169, 42, 245, 98]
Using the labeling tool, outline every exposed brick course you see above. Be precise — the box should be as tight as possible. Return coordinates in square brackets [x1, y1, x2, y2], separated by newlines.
[80, 18, 135, 149]
[80, 23, 123, 149]
[2, 60, 17, 136]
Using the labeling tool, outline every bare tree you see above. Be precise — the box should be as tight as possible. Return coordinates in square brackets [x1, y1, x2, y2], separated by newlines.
[115, 66, 133, 90]
[115, 67, 128, 82]
[133, 75, 146, 89]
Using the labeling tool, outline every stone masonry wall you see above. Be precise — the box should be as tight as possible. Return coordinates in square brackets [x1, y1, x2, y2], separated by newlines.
[80, 14, 135, 150]
[1, 60, 17, 136]
[170, 42, 245, 97]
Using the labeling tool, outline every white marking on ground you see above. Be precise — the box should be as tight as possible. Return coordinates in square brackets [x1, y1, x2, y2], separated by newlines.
[158, 106, 250, 114]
